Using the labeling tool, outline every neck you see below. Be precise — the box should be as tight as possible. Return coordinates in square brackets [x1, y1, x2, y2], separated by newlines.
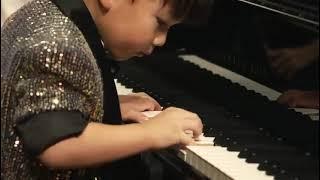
[83, 0, 110, 44]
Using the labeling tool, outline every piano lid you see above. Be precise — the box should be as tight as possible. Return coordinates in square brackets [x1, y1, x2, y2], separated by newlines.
[236, 0, 319, 32]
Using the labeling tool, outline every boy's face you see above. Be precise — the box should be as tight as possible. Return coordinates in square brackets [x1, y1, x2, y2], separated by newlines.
[97, 0, 180, 61]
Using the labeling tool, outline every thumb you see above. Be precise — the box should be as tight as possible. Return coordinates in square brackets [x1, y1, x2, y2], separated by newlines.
[179, 132, 195, 146]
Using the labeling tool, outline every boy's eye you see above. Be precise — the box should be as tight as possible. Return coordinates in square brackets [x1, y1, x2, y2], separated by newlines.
[156, 17, 170, 32]
[156, 17, 166, 27]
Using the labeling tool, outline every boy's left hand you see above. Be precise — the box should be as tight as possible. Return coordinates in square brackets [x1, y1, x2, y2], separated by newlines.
[119, 93, 162, 123]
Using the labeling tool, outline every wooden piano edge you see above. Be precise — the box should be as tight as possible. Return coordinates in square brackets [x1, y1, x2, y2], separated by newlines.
[152, 148, 233, 180]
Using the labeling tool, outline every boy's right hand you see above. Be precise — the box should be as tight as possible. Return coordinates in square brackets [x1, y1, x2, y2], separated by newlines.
[277, 90, 319, 108]
[141, 107, 203, 149]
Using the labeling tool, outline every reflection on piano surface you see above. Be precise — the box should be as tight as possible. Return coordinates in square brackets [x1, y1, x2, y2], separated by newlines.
[237, 0, 319, 31]
[114, 0, 318, 179]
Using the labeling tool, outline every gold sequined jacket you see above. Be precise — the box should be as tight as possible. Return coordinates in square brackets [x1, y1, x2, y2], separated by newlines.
[1, 0, 106, 179]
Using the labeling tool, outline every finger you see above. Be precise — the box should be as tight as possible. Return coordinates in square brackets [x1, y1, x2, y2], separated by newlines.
[288, 91, 309, 108]
[142, 103, 155, 111]
[134, 92, 149, 98]
[152, 100, 162, 111]
[141, 100, 159, 111]
[287, 97, 298, 108]
[146, 97, 162, 111]
[126, 111, 149, 123]
[181, 118, 203, 138]
[277, 93, 291, 105]
[298, 99, 316, 108]
[288, 91, 319, 108]
[134, 93, 161, 111]
[179, 132, 195, 146]
[141, 94, 162, 110]
[277, 92, 297, 107]
[185, 130, 194, 138]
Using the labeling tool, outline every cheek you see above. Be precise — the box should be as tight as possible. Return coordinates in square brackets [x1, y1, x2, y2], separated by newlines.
[103, 24, 154, 59]
[125, 31, 153, 48]
[121, 21, 156, 48]
[101, 10, 157, 56]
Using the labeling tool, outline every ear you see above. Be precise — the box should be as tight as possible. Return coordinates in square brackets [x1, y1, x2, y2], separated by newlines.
[98, 0, 113, 11]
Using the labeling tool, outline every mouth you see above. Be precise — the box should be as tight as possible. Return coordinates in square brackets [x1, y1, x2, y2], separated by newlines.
[135, 48, 153, 58]
[136, 52, 145, 57]
[144, 48, 153, 55]
[136, 52, 150, 57]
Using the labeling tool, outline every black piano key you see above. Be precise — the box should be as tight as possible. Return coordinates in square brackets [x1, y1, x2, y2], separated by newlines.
[275, 174, 319, 180]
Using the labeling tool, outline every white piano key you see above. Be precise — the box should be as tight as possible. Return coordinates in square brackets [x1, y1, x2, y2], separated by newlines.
[291, 108, 319, 121]
[291, 108, 319, 115]
[115, 79, 134, 95]
[142, 111, 163, 118]
[186, 146, 274, 180]
[194, 136, 215, 146]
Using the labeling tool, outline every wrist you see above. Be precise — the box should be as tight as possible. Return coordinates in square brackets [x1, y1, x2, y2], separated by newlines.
[137, 122, 156, 150]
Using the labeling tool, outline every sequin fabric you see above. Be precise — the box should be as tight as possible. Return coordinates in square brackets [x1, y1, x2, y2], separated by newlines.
[1, 0, 104, 179]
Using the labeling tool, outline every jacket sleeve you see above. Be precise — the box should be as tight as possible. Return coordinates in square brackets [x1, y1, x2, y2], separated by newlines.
[13, 39, 101, 155]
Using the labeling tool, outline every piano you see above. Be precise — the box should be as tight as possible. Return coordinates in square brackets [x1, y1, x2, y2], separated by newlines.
[114, 0, 319, 179]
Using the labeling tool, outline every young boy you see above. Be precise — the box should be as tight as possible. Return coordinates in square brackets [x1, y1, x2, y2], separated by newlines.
[1, 0, 211, 179]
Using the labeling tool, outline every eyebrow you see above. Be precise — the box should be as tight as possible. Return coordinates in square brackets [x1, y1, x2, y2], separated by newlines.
[161, 0, 168, 7]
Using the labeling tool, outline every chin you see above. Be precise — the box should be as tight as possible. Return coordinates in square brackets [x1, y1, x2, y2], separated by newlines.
[114, 56, 131, 61]
[109, 53, 131, 61]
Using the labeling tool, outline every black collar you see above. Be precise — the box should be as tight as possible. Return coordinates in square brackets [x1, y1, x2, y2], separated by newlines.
[51, 0, 119, 74]
[51, 0, 122, 124]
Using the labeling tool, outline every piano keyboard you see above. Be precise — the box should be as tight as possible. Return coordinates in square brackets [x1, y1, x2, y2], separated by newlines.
[179, 55, 319, 121]
[115, 82, 274, 180]
[114, 53, 319, 180]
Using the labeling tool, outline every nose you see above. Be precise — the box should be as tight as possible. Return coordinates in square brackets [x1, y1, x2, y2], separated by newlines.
[153, 32, 167, 47]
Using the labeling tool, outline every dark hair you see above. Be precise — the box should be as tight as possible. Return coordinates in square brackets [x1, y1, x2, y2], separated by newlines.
[169, 0, 214, 25]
